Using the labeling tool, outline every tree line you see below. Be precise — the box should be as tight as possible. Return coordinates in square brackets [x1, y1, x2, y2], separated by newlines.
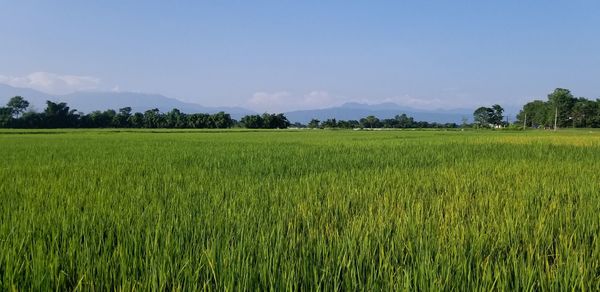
[472, 88, 600, 129]
[515, 88, 600, 128]
[2, 89, 599, 129]
[0, 96, 459, 130]
[0, 97, 291, 129]
[304, 114, 459, 129]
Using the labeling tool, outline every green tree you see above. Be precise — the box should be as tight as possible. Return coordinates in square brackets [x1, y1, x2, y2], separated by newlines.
[128, 112, 144, 128]
[188, 113, 212, 128]
[241, 115, 264, 129]
[395, 114, 415, 128]
[517, 100, 548, 128]
[88, 111, 107, 127]
[104, 110, 117, 127]
[360, 115, 380, 129]
[272, 113, 290, 129]
[307, 119, 320, 129]
[242, 113, 289, 129]
[261, 113, 276, 128]
[211, 111, 233, 128]
[7, 96, 30, 118]
[166, 108, 187, 128]
[571, 98, 597, 128]
[44, 101, 78, 128]
[490, 104, 504, 127]
[0, 107, 13, 127]
[547, 88, 576, 128]
[143, 108, 161, 128]
[593, 99, 600, 127]
[321, 118, 337, 128]
[337, 120, 359, 129]
[473, 107, 493, 128]
[114, 107, 132, 128]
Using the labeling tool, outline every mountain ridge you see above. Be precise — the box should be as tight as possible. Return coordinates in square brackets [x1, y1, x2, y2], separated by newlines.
[1, 84, 479, 123]
[284, 105, 470, 124]
[0, 84, 253, 119]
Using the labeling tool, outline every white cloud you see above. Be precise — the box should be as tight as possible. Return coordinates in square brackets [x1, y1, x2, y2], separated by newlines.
[247, 90, 478, 112]
[247, 90, 340, 112]
[351, 93, 476, 111]
[248, 91, 291, 112]
[381, 95, 447, 109]
[0, 72, 101, 95]
[303, 91, 337, 107]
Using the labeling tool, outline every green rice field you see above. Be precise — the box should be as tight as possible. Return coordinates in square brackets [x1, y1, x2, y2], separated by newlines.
[1, 129, 599, 290]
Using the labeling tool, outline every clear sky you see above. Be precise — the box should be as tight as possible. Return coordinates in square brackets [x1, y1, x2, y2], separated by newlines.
[1, 0, 599, 112]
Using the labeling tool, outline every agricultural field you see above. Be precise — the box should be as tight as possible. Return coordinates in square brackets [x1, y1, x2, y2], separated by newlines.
[1, 129, 599, 290]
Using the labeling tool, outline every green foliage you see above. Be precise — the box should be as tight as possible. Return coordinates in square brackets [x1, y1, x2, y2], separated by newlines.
[1, 130, 599, 290]
[490, 104, 504, 125]
[211, 111, 234, 129]
[307, 119, 320, 128]
[143, 108, 162, 128]
[240, 113, 289, 129]
[571, 98, 599, 127]
[0, 96, 239, 129]
[113, 107, 132, 128]
[517, 88, 599, 129]
[360, 115, 381, 128]
[0, 96, 462, 130]
[518, 100, 549, 128]
[240, 114, 264, 128]
[321, 118, 337, 128]
[0, 107, 12, 127]
[44, 101, 79, 128]
[6, 96, 29, 118]
[390, 113, 415, 128]
[336, 119, 360, 129]
[473, 105, 504, 128]
[232, 112, 455, 130]
[474, 107, 493, 127]
[547, 88, 576, 127]
[300, 114, 457, 130]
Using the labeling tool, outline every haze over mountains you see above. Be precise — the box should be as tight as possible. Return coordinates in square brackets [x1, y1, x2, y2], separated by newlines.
[0, 84, 477, 123]
[0, 84, 251, 119]
[285, 102, 471, 124]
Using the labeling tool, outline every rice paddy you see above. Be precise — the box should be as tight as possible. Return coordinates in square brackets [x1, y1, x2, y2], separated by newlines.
[1, 129, 599, 290]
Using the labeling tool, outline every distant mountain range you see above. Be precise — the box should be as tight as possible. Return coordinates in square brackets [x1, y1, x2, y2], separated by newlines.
[0, 84, 252, 119]
[1, 84, 478, 123]
[284, 102, 471, 124]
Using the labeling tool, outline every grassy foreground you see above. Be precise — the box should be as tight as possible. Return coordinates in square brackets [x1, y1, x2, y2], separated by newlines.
[1, 129, 599, 290]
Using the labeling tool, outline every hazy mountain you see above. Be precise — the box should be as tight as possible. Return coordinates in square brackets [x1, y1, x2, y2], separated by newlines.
[59, 91, 252, 117]
[0, 84, 253, 119]
[0, 84, 54, 112]
[1, 84, 519, 124]
[285, 102, 472, 124]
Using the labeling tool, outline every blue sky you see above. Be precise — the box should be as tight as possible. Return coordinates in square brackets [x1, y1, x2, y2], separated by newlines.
[1, 0, 599, 112]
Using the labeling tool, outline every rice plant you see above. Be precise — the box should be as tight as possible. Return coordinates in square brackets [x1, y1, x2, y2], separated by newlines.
[0, 129, 599, 290]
